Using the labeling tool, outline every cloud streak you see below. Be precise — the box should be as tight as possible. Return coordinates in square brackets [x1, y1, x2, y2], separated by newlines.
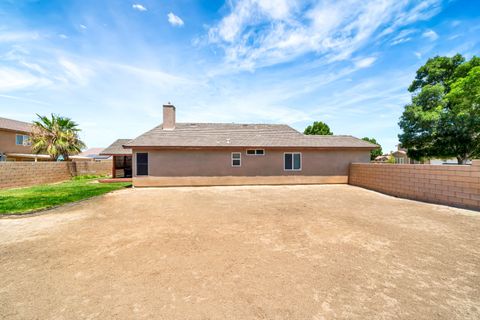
[207, 0, 444, 71]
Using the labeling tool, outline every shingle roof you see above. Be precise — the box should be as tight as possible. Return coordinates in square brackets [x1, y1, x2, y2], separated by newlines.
[126, 123, 377, 149]
[79, 148, 105, 157]
[79, 148, 111, 159]
[100, 139, 132, 155]
[0, 117, 32, 133]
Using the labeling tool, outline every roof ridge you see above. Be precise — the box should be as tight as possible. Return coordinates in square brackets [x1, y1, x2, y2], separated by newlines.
[176, 122, 292, 126]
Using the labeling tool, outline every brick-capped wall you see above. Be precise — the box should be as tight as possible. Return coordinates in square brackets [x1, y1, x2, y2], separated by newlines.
[0, 161, 112, 189]
[349, 163, 480, 210]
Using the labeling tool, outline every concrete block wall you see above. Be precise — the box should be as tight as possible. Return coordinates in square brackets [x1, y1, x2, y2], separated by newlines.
[349, 162, 480, 210]
[72, 161, 112, 176]
[0, 161, 112, 189]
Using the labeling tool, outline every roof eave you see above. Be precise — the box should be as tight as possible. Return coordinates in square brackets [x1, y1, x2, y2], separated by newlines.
[125, 145, 377, 150]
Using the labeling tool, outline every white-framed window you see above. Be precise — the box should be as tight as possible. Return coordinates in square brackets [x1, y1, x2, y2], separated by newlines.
[246, 149, 265, 156]
[396, 157, 405, 164]
[284, 152, 301, 171]
[231, 152, 241, 167]
[16, 134, 31, 146]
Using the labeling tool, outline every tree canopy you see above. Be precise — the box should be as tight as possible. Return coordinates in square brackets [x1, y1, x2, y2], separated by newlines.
[398, 54, 480, 164]
[31, 114, 86, 161]
[304, 121, 333, 135]
[362, 137, 382, 160]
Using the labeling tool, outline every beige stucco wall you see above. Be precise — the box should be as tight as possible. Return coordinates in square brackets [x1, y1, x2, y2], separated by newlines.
[131, 147, 370, 186]
[0, 129, 32, 154]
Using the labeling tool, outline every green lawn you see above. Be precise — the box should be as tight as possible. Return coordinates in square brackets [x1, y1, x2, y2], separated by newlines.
[0, 177, 131, 215]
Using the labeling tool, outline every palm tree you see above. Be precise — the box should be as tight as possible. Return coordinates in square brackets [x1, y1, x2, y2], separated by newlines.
[30, 114, 86, 161]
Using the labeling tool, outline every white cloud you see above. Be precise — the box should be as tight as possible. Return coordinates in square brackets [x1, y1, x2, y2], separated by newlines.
[80, 24, 87, 29]
[414, 51, 422, 59]
[100, 61, 193, 85]
[132, 4, 147, 12]
[0, 67, 50, 92]
[354, 57, 377, 69]
[0, 94, 51, 106]
[0, 31, 40, 42]
[58, 58, 94, 86]
[59, 34, 69, 39]
[422, 29, 439, 40]
[167, 12, 184, 26]
[207, 0, 444, 71]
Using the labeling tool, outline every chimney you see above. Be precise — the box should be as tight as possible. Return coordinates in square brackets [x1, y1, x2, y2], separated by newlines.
[162, 103, 176, 130]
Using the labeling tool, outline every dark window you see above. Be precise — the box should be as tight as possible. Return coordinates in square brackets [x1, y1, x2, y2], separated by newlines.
[246, 149, 265, 155]
[16, 135, 23, 145]
[136, 153, 149, 176]
[284, 153, 301, 171]
[284, 153, 292, 170]
[293, 153, 301, 170]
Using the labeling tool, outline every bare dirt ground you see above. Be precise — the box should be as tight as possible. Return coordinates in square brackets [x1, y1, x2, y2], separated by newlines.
[1, 185, 479, 319]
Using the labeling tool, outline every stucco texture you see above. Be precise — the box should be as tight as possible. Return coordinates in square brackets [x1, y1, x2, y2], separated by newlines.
[0, 129, 31, 154]
[133, 148, 369, 175]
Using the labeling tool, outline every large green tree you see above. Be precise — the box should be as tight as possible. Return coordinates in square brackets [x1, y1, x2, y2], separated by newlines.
[31, 114, 86, 161]
[304, 121, 333, 135]
[362, 137, 382, 160]
[399, 54, 480, 164]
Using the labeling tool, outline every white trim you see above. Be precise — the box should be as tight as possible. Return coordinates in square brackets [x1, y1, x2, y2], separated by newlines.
[15, 134, 31, 146]
[283, 152, 302, 171]
[246, 149, 265, 156]
[231, 152, 241, 167]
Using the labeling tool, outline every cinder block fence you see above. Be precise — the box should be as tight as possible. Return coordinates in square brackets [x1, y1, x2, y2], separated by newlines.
[349, 161, 480, 210]
[0, 161, 112, 189]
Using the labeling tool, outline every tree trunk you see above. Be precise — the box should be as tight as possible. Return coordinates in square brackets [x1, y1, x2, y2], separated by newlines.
[457, 156, 467, 165]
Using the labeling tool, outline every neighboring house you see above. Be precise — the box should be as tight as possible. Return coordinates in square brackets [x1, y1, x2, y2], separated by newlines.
[113, 104, 377, 187]
[391, 145, 469, 165]
[392, 145, 426, 164]
[0, 117, 49, 161]
[374, 154, 391, 162]
[72, 148, 111, 162]
[428, 158, 471, 165]
[100, 139, 132, 178]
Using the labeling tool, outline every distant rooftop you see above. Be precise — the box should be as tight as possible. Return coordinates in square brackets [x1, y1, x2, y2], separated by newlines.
[79, 148, 111, 159]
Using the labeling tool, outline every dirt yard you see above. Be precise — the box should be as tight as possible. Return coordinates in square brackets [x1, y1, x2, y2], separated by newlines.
[1, 185, 479, 319]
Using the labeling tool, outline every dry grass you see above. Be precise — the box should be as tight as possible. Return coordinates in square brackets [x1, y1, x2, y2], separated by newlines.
[0, 185, 479, 319]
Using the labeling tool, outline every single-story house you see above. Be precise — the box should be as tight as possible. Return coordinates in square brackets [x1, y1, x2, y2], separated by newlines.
[100, 139, 132, 178]
[108, 104, 377, 187]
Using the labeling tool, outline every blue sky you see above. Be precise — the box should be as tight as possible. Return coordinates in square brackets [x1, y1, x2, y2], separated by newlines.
[0, 0, 479, 152]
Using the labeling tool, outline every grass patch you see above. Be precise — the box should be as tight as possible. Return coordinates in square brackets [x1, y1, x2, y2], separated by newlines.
[72, 174, 109, 181]
[0, 178, 131, 215]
